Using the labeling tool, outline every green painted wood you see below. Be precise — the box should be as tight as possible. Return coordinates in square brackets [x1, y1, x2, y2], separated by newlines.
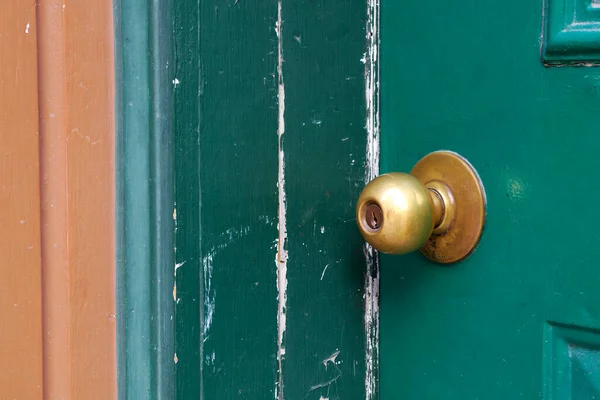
[115, 0, 175, 397]
[172, 0, 380, 398]
[173, 0, 201, 397]
[380, 0, 600, 398]
[174, 0, 281, 398]
[281, 0, 376, 398]
[198, 0, 281, 396]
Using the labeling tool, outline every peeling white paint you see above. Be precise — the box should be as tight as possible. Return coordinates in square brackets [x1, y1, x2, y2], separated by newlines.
[275, 2, 288, 399]
[172, 78, 180, 87]
[259, 214, 274, 226]
[364, 0, 380, 396]
[205, 350, 216, 371]
[311, 351, 343, 392]
[363, 245, 380, 399]
[175, 261, 186, 274]
[322, 350, 340, 369]
[202, 253, 215, 337]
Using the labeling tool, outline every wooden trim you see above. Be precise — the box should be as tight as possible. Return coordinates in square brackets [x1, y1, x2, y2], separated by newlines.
[37, 0, 116, 398]
[0, 2, 44, 398]
[37, 1, 70, 395]
[115, 0, 175, 396]
[65, 1, 116, 397]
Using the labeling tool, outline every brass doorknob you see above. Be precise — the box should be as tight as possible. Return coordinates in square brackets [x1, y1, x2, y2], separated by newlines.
[356, 151, 486, 263]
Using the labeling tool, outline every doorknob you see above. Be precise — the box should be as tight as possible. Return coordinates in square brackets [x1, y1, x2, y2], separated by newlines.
[356, 151, 486, 263]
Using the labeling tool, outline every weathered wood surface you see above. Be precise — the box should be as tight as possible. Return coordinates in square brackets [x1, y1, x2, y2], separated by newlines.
[173, 0, 380, 398]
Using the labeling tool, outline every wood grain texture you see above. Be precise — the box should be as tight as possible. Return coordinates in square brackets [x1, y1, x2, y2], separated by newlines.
[174, 0, 281, 398]
[173, 0, 377, 398]
[281, 0, 373, 397]
[37, 0, 69, 396]
[197, 0, 280, 397]
[0, 0, 116, 398]
[173, 0, 201, 396]
[0, 2, 44, 398]
[63, 1, 116, 397]
[38, 0, 117, 398]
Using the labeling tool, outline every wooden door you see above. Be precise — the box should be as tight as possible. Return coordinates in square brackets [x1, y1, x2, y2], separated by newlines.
[380, 0, 600, 398]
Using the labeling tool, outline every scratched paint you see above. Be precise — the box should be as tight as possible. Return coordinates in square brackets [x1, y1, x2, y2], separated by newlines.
[364, 0, 381, 396]
[201, 225, 252, 339]
[275, 1, 288, 398]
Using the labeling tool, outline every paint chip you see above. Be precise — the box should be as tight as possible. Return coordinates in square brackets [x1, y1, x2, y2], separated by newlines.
[322, 350, 340, 369]
[25, 23, 30, 34]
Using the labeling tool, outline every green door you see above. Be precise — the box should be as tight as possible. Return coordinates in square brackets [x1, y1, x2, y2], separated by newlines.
[380, 0, 600, 398]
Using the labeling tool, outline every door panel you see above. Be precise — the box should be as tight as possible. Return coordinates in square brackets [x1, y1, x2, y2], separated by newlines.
[381, 0, 600, 398]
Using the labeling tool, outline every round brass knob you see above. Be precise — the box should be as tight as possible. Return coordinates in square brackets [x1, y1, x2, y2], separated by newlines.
[357, 173, 437, 254]
[356, 151, 486, 263]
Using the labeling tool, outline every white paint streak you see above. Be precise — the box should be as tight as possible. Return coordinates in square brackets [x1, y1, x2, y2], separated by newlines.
[364, 0, 380, 396]
[25, 23, 30, 34]
[322, 350, 340, 369]
[175, 261, 186, 275]
[320, 263, 331, 281]
[202, 253, 215, 336]
[201, 226, 252, 339]
[275, 2, 288, 399]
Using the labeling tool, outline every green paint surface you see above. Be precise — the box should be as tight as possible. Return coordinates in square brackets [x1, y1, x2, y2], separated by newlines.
[380, 0, 600, 398]
[116, 0, 175, 397]
[176, 0, 281, 397]
[281, 0, 372, 398]
[172, 0, 377, 398]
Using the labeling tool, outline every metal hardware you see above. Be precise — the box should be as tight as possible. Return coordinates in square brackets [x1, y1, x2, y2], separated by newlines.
[356, 150, 486, 263]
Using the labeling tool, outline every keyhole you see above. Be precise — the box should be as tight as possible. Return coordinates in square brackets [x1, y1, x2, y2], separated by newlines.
[365, 203, 383, 231]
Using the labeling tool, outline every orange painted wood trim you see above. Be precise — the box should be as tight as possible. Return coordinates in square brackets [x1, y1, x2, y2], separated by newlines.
[37, 1, 70, 396]
[0, 2, 44, 398]
[37, 0, 117, 398]
[64, 0, 116, 396]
